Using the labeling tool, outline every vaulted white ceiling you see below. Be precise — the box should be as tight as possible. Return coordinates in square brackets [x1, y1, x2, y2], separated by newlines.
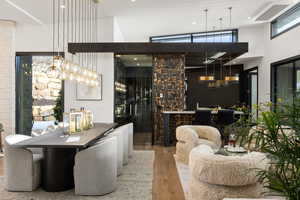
[0, 0, 297, 41]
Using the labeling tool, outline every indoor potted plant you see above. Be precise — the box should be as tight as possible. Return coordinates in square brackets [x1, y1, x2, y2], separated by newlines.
[241, 100, 300, 199]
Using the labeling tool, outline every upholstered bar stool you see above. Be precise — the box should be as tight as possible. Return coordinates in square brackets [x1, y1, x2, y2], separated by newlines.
[4, 134, 43, 191]
[74, 136, 118, 196]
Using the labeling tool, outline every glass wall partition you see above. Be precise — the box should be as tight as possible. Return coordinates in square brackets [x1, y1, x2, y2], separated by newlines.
[16, 53, 64, 135]
[272, 56, 300, 106]
[114, 54, 153, 145]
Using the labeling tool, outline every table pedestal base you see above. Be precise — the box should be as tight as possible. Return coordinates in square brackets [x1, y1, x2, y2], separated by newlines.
[42, 148, 77, 192]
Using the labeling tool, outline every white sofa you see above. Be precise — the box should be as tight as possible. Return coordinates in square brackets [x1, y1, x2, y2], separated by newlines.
[4, 134, 43, 191]
[176, 125, 222, 164]
[189, 145, 269, 200]
[74, 136, 118, 196]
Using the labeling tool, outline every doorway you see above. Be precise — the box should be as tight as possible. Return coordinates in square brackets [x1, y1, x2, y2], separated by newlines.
[241, 67, 258, 120]
[114, 55, 153, 145]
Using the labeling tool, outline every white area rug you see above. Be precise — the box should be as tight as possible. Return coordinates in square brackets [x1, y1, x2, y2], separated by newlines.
[0, 151, 154, 200]
[174, 155, 285, 200]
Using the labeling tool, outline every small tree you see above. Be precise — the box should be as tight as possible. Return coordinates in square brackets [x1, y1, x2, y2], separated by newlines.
[53, 90, 64, 124]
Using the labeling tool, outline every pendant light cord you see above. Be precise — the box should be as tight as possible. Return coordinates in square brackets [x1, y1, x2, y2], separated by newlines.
[204, 9, 208, 77]
[57, 0, 60, 56]
[53, 0, 55, 62]
[229, 7, 232, 76]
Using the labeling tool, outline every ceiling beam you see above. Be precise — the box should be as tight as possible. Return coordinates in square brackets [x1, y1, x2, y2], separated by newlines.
[68, 42, 248, 55]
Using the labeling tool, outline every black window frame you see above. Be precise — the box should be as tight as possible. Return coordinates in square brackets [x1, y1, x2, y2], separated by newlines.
[271, 55, 300, 107]
[15, 52, 65, 135]
[150, 29, 238, 43]
[271, 2, 300, 39]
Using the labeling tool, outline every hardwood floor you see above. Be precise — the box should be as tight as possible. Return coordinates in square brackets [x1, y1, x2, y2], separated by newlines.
[0, 145, 185, 200]
[135, 145, 185, 200]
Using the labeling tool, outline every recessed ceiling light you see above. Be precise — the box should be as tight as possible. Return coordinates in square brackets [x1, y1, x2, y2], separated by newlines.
[192, 21, 197, 25]
[116, 54, 121, 58]
[248, 16, 252, 20]
[137, 63, 140, 66]
[131, 0, 136, 2]
[134, 57, 138, 61]
[60, 4, 66, 9]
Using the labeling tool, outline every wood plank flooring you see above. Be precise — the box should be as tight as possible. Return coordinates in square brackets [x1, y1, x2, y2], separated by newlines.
[0, 145, 185, 200]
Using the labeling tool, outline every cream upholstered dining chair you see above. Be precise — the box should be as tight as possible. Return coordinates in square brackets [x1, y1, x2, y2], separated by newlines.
[189, 145, 269, 200]
[107, 128, 124, 176]
[176, 125, 222, 164]
[127, 123, 134, 158]
[114, 124, 129, 165]
[4, 134, 43, 191]
[74, 136, 118, 196]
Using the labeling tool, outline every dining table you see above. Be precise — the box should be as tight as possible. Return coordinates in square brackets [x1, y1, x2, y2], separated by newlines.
[12, 123, 117, 192]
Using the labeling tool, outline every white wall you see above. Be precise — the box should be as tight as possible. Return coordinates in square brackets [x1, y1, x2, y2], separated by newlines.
[0, 20, 16, 139]
[15, 17, 124, 123]
[239, 23, 300, 103]
[239, 24, 266, 59]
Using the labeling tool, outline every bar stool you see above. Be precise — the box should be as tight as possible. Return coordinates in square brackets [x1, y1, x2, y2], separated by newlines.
[192, 110, 212, 126]
[215, 109, 234, 141]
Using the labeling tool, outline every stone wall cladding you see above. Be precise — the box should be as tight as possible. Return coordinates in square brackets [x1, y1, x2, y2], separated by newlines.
[153, 55, 185, 144]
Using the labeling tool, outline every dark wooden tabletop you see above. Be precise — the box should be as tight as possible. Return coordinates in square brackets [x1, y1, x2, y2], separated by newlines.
[12, 123, 117, 148]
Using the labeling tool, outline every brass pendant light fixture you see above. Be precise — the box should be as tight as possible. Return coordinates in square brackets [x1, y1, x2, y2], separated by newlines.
[200, 9, 215, 81]
[224, 7, 239, 82]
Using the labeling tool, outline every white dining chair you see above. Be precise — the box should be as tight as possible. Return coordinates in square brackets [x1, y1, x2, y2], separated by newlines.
[107, 128, 124, 176]
[74, 136, 118, 196]
[115, 125, 129, 165]
[127, 123, 134, 158]
[4, 134, 43, 191]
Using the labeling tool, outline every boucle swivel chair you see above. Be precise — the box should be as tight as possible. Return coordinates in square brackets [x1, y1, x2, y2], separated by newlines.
[176, 125, 222, 164]
[189, 145, 269, 200]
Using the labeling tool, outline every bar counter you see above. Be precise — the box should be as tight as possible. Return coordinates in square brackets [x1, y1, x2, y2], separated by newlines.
[162, 110, 244, 146]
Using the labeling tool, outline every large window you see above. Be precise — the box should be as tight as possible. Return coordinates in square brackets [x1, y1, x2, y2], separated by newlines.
[271, 2, 300, 38]
[16, 53, 64, 135]
[271, 56, 300, 105]
[150, 29, 238, 43]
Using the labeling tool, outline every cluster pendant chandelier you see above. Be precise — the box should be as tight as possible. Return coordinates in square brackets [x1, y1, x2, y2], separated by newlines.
[51, 0, 101, 87]
[206, 6, 239, 88]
